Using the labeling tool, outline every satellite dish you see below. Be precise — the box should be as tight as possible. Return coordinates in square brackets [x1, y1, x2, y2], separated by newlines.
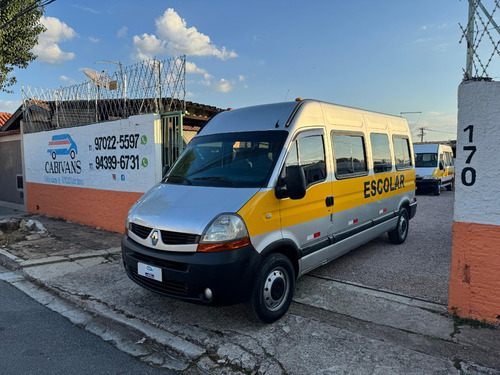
[83, 68, 117, 90]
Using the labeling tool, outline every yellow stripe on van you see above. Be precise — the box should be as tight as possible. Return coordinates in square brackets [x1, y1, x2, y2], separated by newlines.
[333, 170, 415, 212]
[239, 169, 415, 238]
[238, 189, 281, 237]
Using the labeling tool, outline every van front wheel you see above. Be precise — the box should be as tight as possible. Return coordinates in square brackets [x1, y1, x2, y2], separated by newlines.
[388, 208, 409, 244]
[248, 253, 295, 323]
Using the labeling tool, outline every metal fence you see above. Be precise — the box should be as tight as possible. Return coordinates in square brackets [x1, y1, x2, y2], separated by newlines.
[21, 56, 186, 133]
[460, 0, 500, 80]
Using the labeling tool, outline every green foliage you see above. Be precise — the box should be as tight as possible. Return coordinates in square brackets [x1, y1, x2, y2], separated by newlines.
[0, 0, 46, 93]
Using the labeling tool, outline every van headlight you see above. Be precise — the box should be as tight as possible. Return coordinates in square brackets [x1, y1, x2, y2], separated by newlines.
[197, 214, 250, 252]
[125, 212, 132, 235]
[422, 175, 437, 180]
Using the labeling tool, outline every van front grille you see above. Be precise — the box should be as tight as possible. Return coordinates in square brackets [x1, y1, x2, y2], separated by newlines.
[130, 223, 199, 244]
[130, 223, 151, 239]
[161, 230, 200, 245]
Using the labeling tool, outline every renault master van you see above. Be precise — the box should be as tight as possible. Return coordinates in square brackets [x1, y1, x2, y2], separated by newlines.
[122, 99, 417, 323]
[414, 143, 454, 195]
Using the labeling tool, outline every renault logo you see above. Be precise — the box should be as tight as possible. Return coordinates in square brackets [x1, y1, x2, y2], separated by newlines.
[151, 230, 159, 246]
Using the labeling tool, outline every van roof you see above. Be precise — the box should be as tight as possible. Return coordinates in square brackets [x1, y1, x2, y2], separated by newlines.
[413, 143, 452, 153]
[198, 99, 406, 136]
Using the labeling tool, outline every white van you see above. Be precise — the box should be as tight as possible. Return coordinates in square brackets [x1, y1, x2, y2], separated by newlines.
[414, 143, 455, 195]
[122, 99, 417, 323]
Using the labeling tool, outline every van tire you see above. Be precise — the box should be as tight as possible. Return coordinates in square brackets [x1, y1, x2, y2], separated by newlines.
[248, 253, 295, 323]
[388, 208, 409, 244]
[433, 181, 441, 196]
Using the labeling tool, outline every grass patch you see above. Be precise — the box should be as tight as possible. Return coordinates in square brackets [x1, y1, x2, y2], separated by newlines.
[450, 307, 496, 329]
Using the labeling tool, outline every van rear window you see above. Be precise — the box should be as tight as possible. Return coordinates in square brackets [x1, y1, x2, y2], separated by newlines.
[164, 131, 288, 188]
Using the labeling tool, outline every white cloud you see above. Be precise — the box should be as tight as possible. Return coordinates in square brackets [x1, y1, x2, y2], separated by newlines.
[89, 37, 99, 43]
[33, 16, 76, 65]
[212, 78, 232, 93]
[0, 99, 22, 112]
[132, 33, 166, 61]
[199, 73, 233, 93]
[133, 8, 237, 60]
[117, 26, 128, 38]
[186, 61, 207, 74]
[60, 75, 77, 84]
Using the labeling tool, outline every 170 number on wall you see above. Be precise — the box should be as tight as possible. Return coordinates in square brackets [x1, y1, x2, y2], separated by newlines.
[462, 125, 476, 186]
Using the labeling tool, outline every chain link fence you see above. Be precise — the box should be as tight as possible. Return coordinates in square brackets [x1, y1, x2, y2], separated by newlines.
[22, 56, 186, 133]
[460, 0, 500, 80]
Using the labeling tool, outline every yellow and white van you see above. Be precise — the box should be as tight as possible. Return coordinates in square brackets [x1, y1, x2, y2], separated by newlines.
[122, 99, 417, 323]
[414, 143, 455, 195]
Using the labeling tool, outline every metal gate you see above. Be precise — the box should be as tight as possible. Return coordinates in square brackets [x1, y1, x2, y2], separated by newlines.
[161, 111, 184, 168]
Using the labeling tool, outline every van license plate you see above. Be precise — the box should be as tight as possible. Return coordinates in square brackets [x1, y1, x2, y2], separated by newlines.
[137, 262, 162, 282]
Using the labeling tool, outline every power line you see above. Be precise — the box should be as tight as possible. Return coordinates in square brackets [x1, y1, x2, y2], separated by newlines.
[0, 0, 56, 30]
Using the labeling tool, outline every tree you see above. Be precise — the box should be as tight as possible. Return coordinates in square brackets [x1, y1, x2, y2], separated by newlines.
[0, 1, 47, 93]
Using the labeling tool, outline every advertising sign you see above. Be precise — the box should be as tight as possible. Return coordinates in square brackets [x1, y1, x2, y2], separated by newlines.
[24, 114, 159, 193]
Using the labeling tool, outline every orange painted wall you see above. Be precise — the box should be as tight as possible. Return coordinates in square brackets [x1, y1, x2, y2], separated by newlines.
[449, 221, 500, 323]
[26, 182, 143, 233]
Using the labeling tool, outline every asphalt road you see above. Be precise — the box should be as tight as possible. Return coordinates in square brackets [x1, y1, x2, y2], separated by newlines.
[310, 189, 454, 304]
[0, 279, 173, 375]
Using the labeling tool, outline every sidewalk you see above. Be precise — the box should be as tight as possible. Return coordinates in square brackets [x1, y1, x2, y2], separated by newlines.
[1, 211, 499, 374]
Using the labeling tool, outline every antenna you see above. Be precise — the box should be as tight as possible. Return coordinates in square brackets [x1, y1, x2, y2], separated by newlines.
[95, 61, 127, 116]
[83, 68, 117, 90]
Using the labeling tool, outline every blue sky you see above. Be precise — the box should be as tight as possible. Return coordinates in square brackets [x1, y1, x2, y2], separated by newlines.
[1, 0, 472, 141]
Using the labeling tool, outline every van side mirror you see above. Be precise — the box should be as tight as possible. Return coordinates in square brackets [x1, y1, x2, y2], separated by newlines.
[439, 162, 444, 170]
[275, 165, 307, 200]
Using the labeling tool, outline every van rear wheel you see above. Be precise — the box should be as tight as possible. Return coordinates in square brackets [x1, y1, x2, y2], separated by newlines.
[388, 208, 409, 244]
[248, 253, 295, 323]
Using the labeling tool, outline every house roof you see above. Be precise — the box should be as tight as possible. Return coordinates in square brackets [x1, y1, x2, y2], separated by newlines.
[0, 112, 12, 128]
[1, 99, 224, 134]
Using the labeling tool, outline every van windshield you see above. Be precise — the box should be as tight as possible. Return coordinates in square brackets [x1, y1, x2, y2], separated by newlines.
[164, 131, 288, 187]
[415, 153, 437, 168]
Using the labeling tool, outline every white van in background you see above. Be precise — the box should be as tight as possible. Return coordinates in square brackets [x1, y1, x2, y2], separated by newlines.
[414, 143, 455, 195]
[122, 99, 417, 323]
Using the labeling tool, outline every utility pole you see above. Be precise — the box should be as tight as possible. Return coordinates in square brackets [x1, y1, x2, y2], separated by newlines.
[417, 127, 427, 142]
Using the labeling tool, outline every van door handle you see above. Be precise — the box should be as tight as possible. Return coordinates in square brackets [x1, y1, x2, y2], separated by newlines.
[326, 196, 334, 207]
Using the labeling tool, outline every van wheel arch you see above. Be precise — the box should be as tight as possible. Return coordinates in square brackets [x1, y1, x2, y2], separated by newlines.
[388, 206, 410, 244]
[260, 240, 300, 279]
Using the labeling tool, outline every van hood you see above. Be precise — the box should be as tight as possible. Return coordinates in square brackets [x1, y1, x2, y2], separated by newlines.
[128, 183, 260, 235]
[415, 167, 436, 177]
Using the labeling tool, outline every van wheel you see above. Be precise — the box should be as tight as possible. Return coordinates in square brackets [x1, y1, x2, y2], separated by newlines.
[248, 253, 295, 323]
[388, 208, 409, 244]
[433, 181, 441, 196]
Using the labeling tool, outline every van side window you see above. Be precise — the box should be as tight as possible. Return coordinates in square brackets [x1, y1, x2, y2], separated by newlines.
[332, 133, 367, 177]
[370, 133, 392, 173]
[393, 136, 412, 170]
[285, 135, 326, 186]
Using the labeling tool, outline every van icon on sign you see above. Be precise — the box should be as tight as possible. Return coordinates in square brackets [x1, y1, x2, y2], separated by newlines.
[47, 134, 78, 160]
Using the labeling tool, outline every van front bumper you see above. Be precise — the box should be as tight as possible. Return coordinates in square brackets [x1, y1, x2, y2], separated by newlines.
[415, 178, 439, 191]
[121, 235, 262, 306]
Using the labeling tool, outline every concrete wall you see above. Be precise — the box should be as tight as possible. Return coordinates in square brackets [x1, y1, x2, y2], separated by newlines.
[23, 114, 163, 232]
[449, 80, 500, 323]
[0, 133, 24, 208]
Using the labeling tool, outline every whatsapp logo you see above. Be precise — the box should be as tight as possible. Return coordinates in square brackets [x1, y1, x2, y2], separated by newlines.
[140, 135, 148, 145]
[141, 158, 149, 168]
